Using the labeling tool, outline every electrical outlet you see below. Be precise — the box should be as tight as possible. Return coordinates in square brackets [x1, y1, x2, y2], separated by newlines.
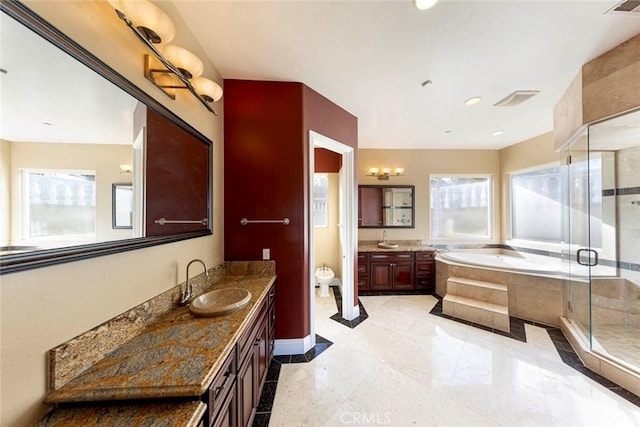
[262, 248, 270, 260]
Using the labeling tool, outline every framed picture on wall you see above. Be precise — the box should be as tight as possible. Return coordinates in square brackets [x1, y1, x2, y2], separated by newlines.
[112, 183, 133, 229]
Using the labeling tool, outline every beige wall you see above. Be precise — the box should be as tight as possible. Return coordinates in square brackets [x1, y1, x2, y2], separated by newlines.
[9, 142, 133, 246]
[0, 140, 11, 246]
[0, 2, 224, 426]
[498, 132, 561, 243]
[358, 149, 502, 244]
[314, 173, 341, 278]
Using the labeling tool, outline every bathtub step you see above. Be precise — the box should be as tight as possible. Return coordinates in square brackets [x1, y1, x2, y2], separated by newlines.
[443, 295, 510, 333]
[447, 277, 508, 306]
[443, 277, 509, 333]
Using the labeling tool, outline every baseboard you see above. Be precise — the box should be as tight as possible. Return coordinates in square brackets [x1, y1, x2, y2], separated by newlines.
[274, 334, 314, 356]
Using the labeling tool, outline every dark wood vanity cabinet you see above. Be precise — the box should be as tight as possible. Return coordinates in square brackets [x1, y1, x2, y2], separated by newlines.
[370, 253, 415, 290]
[204, 284, 275, 427]
[357, 252, 370, 291]
[358, 251, 435, 293]
[415, 252, 435, 293]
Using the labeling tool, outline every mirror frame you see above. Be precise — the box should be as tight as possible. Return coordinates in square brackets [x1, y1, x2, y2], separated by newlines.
[0, 1, 213, 275]
[358, 184, 415, 229]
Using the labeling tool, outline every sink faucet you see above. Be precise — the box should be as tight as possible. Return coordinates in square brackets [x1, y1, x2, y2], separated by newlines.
[180, 259, 208, 305]
[382, 230, 387, 243]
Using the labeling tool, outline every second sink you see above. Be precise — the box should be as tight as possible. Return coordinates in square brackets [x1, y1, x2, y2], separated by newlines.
[190, 288, 252, 317]
[378, 242, 399, 249]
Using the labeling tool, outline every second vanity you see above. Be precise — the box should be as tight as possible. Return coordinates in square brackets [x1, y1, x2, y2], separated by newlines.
[358, 242, 436, 294]
[37, 262, 276, 427]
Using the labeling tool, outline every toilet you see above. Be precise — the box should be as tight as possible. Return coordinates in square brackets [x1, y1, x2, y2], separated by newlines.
[314, 266, 334, 297]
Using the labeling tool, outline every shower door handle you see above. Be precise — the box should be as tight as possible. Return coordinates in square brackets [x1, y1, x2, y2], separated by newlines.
[576, 248, 598, 267]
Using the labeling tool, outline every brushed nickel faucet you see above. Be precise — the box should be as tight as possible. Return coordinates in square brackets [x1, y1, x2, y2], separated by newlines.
[180, 259, 208, 305]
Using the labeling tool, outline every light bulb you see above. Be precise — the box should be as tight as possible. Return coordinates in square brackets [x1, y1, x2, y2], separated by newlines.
[192, 77, 223, 102]
[162, 45, 204, 79]
[117, 0, 176, 44]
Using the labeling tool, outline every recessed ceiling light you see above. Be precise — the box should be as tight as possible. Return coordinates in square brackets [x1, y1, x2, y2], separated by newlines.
[464, 97, 482, 106]
[413, 0, 439, 10]
[492, 130, 503, 136]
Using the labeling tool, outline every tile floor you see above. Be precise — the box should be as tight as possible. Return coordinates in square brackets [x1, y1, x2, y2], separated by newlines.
[593, 324, 640, 369]
[266, 288, 640, 426]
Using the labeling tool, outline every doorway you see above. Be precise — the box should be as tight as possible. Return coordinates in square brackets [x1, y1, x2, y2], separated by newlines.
[308, 131, 358, 346]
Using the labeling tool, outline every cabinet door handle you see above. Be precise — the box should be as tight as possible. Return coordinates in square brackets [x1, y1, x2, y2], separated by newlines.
[214, 385, 223, 399]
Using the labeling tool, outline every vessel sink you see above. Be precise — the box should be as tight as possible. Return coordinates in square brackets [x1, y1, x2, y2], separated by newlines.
[378, 242, 399, 249]
[189, 288, 252, 317]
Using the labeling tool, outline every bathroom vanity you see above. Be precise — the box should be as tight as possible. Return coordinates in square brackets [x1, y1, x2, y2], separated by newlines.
[358, 246, 436, 294]
[37, 265, 276, 427]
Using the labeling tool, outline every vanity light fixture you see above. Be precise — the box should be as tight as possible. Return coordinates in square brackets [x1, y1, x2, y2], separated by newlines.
[414, 0, 440, 10]
[366, 167, 405, 180]
[108, 0, 222, 115]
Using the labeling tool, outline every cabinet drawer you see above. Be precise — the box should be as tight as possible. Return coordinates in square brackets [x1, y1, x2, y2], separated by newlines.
[357, 277, 370, 290]
[237, 300, 267, 366]
[415, 262, 434, 274]
[415, 277, 434, 289]
[415, 252, 435, 260]
[370, 252, 414, 262]
[208, 349, 236, 425]
[268, 285, 275, 308]
[357, 262, 369, 276]
[357, 252, 369, 262]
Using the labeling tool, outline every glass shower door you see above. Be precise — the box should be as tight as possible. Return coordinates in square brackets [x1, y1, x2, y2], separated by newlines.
[564, 107, 640, 372]
[563, 129, 594, 349]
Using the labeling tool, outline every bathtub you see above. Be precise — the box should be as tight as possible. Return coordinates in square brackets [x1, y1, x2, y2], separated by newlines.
[437, 251, 561, 274]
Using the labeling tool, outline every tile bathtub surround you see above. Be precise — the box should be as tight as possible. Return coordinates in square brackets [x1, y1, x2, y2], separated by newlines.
[46, 265, 276, 403]
[269, 294, 640, 426]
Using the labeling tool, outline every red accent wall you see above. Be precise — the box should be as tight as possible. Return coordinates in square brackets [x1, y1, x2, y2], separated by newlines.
[224, 80, 357, 340]
[314, 148, 342, 173]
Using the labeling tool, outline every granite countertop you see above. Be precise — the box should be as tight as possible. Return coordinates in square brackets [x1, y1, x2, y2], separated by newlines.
[35, 402, 206, 427]
[358, 242, 436, 253]
[45, 273, 276, 404]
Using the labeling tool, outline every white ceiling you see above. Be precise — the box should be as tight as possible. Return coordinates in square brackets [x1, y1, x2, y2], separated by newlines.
[172, 0, 640, 150]
[0, 12, 137, 145]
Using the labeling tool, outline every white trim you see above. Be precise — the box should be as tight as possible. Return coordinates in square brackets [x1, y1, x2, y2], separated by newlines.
[273, 335, 314, 356]
[309, 130, 359, 325]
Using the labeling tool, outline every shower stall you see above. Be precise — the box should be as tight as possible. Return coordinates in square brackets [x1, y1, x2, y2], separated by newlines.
[563, 107, 640, 373]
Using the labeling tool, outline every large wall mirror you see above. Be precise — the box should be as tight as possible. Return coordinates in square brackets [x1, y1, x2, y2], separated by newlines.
[0, 2, 212, 274]
[358, 185, 415, 228]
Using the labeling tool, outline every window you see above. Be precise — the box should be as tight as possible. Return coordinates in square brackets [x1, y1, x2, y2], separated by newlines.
[313, 174, 329, 228]
[22, 170, 96, 241]
[430, 176, 492, 239]
[510, 165, 563, 243]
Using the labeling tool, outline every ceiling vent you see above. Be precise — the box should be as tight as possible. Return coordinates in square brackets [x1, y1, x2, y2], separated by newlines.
[606, 0, 640, 14]
[493, 90, 540, 107]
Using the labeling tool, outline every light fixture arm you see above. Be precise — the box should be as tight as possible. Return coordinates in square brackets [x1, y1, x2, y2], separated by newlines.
[114, 9, 218, 116]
